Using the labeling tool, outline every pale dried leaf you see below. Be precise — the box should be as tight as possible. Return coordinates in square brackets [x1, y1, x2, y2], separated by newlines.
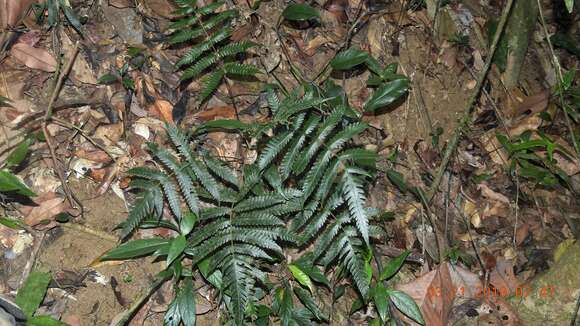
[21, 193, 68, 226]
[10, 43, 57, 72]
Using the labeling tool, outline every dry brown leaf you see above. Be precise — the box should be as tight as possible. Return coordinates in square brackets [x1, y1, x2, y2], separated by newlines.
[74, 148, 113, 163]
[20, 192, 68, 226]
[108, 0, 134, 8]
[477, 184, 510, 204]
[323, 0, 348, 24]
[508, 115, 542, 137]
[480, 131, 509, 166]
[396, 262, 483, 325]
[490, 258, 521, 294]
[506, 89, 549, 121]
[10, 43, 57, 72]
[0, 0, 36, 28]
[94, 122, 124, 146]
[150, 100, 175, 125]
[194, 106, 236, 122]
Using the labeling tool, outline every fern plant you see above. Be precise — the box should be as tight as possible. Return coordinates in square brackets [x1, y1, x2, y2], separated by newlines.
[102, 80, 417, 324]
[169, 0, 259, 101]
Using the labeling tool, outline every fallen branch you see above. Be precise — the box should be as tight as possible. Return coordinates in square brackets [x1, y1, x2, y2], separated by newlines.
[41, 42, 80, 208]
[426, 0, 515, 202]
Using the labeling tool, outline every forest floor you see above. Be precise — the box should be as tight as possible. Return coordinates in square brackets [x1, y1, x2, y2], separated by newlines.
[0, 0, 579, 325]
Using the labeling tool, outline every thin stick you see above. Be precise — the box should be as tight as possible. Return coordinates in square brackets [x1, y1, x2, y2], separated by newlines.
[426, 0, 515, 202]
[571, 293, 580, 326]
[535, 0, 579, 159]
[42, 42, 80, 208]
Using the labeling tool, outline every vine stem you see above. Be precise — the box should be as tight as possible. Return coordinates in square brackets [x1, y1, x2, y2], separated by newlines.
[426, 0, 515, 202]
[115, 271, 172, 326]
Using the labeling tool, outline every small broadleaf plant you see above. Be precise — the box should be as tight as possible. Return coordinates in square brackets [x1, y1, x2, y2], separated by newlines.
[102, 79, 416, 324]
[169, 0, 259, 102]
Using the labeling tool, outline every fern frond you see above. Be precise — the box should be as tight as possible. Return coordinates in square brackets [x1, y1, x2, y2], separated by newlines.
[293, 106, 344, 174]
[280, 115, 320, 180]
[299, 193, 344, 243]
[234, 213, 285, 227]
[234, 194, 284, 212]
[266, 86, 281, 114]
[223, 63, 260, 76]
[176, 28, 232, 67]
[190, 160, 221, 200]
[216, 41, 256, 59]
[127, 167, 166, 181]
[169, 10, 237, 45]
[203, 155, 239, 188]
[222, 255, 255, 325]
[341, 169, 369, 245]
[166, 125, 194, 163]
[258, 129, 295, 170]
[200, 207, 230, 220]
[199, 69, 224, 101]
[180, 54, 219, 82]
[161, 178, 182, 220]
[120, 190, 158, 239]
[312, 211, 350, 261]
[337, 228, 369, 297]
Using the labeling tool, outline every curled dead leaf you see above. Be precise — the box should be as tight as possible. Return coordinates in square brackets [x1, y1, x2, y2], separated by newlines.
[10, 43, 57, 72]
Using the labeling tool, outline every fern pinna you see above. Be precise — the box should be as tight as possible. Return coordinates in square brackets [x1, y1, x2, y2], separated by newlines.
[103, 82, 381, 324]
[169, 0, 259, 101]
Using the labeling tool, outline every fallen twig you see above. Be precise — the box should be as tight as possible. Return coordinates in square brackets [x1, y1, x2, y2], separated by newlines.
[426, 0, 515, 202]
[41, 42, 80, 208]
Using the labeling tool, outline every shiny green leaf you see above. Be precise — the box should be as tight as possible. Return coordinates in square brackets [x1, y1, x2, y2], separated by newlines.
[0, 170, 36, 197]
[388, 289, 425, 325]
[379, 250, 409, 281]
[282, 3, 319, 21]
[101, 238, 170, 260]
[364, 78, 409, 112]
[289, 264, 314, 293]
[15, 271, 51, 317]
[330, 48, 369, 70]
[167, 235, 187, 267]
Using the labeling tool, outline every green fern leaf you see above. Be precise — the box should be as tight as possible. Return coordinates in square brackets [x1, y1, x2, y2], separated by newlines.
[223, 63, 260, 76]
[190, 160, 221, 200]
[121, 190, 158, 239]
[176, 28, 232, 67]
[169, 10, 237, 45]
[234, 194, 284, 212]
[342, 169, 369, 245]
[203, 155, 239, 188]
[280, 115, 320, 180]
[199, 69, 224, 101]
[293, 106, 344, 174]
[166, 125, 195, 163]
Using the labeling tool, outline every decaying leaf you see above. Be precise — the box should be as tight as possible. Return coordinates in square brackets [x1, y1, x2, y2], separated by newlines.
[150, 100, 175, 125]
[396, 262, 483, 325]
[10, 43, 57, 72]
[19, 192, 69, 226]
[0, 0, 35, 28]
